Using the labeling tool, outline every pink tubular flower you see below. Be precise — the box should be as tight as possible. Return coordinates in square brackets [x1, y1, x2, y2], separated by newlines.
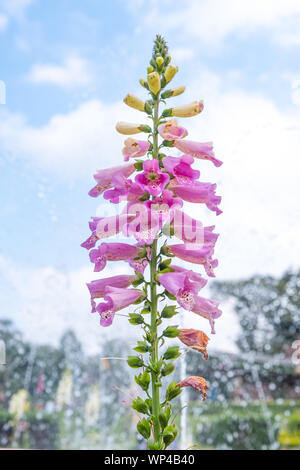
[127, 245, 150, 274]
[192, 295, 222, 334]
[177, 376, 208, 400]
[167, 243, 218, 277]
[81, 217, 104, 250]
[162, 154, 200, 185]
[145, 189, 183, 227]
[96, 213, 134, 240]
[135, 159, 170, 196]
[178, 329, 210, 360]
[124, 206, 160, 244]
[122, 138, 150, 161]
[170, 180, 222, 216]
[172, 210, 219, 245]
[89, 163, 136, 198]
[87, 274, 138, 312]
[97, 286, 144, 327]
[89, 242, 138, 272]
[158, 270, 207, 310]
[174, 140, 223, 167]
[103, 174, 133, 203]
[158, 119, 188, 140]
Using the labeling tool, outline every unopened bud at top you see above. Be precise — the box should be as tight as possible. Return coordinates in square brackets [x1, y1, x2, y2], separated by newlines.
[164, 65, 178, 83]
[147, 71, 161, 95]
[124, 94, 146, 112]
[156, 56, 164, 68]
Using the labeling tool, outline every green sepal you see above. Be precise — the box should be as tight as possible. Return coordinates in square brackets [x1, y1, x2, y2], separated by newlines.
[132, 397, 148, 414]
[161, 305, 178, 318]
[162, 325, 180, 338]
[129, 313, 144, 325]
[166, 382, 182, 401]
[134, 341, 150, 353]
[135, 371, 150, 392]
[163, 346, 180, 360]
[137, 418, 151, 439]
[161, 362, 175, 376]
[162, 424, 178, 447]
[127, 355, 144, 368]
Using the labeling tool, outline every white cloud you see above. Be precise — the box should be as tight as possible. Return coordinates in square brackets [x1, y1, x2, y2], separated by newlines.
[171, 47, 194, 62]
[27, 55, 94, 89]
[0, 0, 33, 32]
[0, 13, 7, 31]
[130, 0, 300, 46]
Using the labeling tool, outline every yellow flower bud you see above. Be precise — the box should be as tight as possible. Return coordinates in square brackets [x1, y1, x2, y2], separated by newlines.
[147, 72, 161, 95]
[156, 56, 164, 67]
[171, 100, 204, 118]
[124, 94, 146, 112]
[147, 66, 154, 74]
[164, 65, 178, 83]
[171, 85, 186, 97]
[116, 122, 144, 135]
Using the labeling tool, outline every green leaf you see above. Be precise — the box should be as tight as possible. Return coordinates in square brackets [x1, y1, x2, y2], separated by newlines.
[163, 346, 180, 360]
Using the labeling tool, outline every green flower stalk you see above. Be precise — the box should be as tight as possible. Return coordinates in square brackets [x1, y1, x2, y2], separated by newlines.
[81, 35, 223, 450]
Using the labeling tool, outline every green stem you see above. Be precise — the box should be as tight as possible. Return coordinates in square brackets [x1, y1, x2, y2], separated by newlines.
[150, 98, 160, 445]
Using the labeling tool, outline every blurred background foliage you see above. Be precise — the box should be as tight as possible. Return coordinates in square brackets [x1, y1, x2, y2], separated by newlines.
[0, 269, 299, 449]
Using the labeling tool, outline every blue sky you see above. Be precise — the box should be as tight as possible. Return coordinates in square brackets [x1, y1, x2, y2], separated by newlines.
[0, 0, 300, 352]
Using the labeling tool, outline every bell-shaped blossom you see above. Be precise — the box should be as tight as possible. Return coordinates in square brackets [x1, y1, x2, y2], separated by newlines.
[97, 286, 144, 327]
[145, 190, 183, 227]
[103, 175, 148, 204]
[89, 242, 138, 272]
[167, 243, 218, 277]
[172, 210, 219, 245]
[170, 180, 222, 216]
[159, 269, 207, 310]
[135, 159, 170, 196]
[158, 119, 188, 140]
[174, 140, 222, 167]
[87, 274, 138, 312]
[96, 213, 134, 240]
[177, 376, 208, 400]
[178, 329, 210, 360]
[163, 154, 200, 185]
[122, 138, 150, 161]
[124, 203, 160, 245]
[89, 163, 135, 198]
[192, 295, 222, 334]
[127, 245, 150, 274]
